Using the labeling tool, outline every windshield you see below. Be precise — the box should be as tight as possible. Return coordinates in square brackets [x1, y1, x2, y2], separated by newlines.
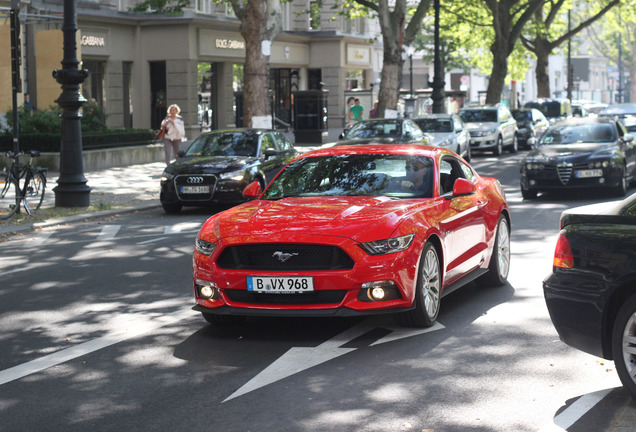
[262, 154, 434, 200]
[539, 123, 617, 145]
[414, 118, 452, 132]
[345, 121, 402, 139]
[459, 110, 497, 123]
[185, 132, 259, 157]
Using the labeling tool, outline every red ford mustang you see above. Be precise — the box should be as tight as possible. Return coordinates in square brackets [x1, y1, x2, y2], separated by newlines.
[192, 144, 510, 327]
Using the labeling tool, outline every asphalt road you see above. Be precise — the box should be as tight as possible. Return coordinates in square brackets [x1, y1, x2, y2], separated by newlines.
[0, 150, 634, 431]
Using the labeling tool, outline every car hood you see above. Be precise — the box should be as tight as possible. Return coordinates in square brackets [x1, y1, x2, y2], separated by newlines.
[464, 122, 498, 131]
[166, 155, 254, 174]
[524, 142, 616, 163]
[426, 132, 455, 146]
[201, 196, 435, 242]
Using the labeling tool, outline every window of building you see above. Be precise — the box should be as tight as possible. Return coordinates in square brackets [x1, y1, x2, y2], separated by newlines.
[310, 1, 321, 30]
[346, 69, 364, 90]
[82, 60, 105, 107]
[196, 0, 212, 14]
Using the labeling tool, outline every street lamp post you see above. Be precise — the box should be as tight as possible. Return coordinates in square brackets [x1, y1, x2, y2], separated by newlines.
[430, 0, 445, 113]
[52, 0, 91, 207]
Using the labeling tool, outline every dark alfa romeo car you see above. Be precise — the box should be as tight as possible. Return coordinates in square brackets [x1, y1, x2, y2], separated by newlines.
[543, 192, 636, 397]
[520, 118, 636, 199]
[160, 129, 298, 213]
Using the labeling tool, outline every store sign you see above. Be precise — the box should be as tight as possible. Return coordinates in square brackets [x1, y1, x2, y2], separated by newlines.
[347, 44, 370, 65]
[215, 38, 244, 50]
[82, 35, 106, 47]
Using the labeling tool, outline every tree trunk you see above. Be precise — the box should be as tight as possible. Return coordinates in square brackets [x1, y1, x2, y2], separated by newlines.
[535, 38, 551, 99]
[632, 26, 636, 103]
[239, 1, 270, 127]
[486, 39, 508, 105]
[377, 41, 404, 118]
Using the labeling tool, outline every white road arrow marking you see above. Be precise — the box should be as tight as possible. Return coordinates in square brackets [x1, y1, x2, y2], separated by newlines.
[224, 319, 445, 402]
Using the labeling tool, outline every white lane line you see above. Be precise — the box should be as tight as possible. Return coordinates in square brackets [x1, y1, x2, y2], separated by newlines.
[97, 225, 120, 240]
[30, 231, 55, 246]
[540, 388, 612, 431]
[0, 307, 195, 387]
[137, 236, 168, 245]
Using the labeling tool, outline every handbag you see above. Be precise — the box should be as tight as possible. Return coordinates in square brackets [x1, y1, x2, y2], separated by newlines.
[155, 125, 166, 140]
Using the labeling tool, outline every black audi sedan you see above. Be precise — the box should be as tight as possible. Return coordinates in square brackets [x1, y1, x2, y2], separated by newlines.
[520, 117, 636, 199]
[160, 129, 299, 213]
[543, 192, 636, 398]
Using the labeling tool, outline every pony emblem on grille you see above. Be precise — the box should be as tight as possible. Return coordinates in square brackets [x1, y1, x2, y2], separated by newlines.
[273, 251, 298, 263]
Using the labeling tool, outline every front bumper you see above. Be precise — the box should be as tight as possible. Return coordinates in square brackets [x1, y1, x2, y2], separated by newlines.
[469, 133, 498, 150]
[520, 164, 624, 191]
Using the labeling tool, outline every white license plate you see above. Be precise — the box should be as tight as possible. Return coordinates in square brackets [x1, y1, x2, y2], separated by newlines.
[575, 169, 603, 178]
[181, 185, 210, 193]
[247, 276, 314, 293]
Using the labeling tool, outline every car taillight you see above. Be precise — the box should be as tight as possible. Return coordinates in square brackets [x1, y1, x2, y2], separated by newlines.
[553, 234, 573, 269]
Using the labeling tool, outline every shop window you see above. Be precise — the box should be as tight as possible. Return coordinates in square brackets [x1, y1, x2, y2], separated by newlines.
[346, 69, 364, 90]
[150, 61, 166, 130]
[198, 62, 216, 130]
[82, 60, 105, 107]
[123, 61, 133, 129]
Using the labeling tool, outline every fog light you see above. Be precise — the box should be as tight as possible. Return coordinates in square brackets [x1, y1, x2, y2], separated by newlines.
[196, 279, 219, 300]
[599, 178, 605, 184]
[371, 287, 386, 300]
[529, 180, 536, 186]
[359, 281, 401, 302]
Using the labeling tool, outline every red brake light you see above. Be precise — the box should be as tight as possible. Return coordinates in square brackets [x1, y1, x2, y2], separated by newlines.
[553, 234, 573, 269]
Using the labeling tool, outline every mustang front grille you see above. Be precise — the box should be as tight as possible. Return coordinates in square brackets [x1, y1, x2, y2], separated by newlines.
[224, 289, 347, 305]
[216, 244, 355, 271]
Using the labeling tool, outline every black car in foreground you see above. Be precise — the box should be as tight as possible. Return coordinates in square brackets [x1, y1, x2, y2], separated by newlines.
[543, 192, 636, 397]
[520, 117, 636, 199]
[160, 129, 298, 213]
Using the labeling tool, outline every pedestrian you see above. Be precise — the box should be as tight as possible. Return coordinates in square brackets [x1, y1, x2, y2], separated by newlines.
[350, 98, 364, 123]
[369, 101, 378, 119]
[345, 96, 356, 126]
[162, 104, 186, 165]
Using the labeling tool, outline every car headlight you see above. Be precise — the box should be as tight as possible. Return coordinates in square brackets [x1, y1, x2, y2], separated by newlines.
[360, 234, 414, 255]
[525, 163, 544, 170]
[195, 237, 216, 255]
[161, 172, 175, 182]
[219, 170, 246, 181]
[587, 161, 610, 168]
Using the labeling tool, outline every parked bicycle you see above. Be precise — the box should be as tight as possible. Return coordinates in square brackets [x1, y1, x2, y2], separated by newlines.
[0, 150, 48, 220]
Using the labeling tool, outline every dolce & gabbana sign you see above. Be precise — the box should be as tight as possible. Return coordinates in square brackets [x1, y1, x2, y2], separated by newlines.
[199, 29, 245, 58]
[79, 28, 109, 55]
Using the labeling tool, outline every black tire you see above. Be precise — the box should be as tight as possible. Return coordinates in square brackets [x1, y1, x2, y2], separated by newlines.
[493, 136, 503, 156]
[162, 201, 183, 214]
[0, 172, 19, 220]
[396, 242, 441, 328]
[477, 215, 511, 287]
[611, 294, 636, 398]
[509, 134, 518, 153]
[521, 184, 538, 200]
[464, 144, 472, 163]
[23, 171, 46, 214]
[614, 166, 627, 197]
[202, 312, 246, 326]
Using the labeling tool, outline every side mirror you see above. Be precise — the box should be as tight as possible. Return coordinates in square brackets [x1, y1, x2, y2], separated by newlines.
[451, 178, 477, 197]
[339, 132, 346, 140]
[527, 137, 537, 148]
[242, 181, 262, 198]
[264, 148, 278, 159]
[177, 150, 186, 158]
[623, 133, 634, 143]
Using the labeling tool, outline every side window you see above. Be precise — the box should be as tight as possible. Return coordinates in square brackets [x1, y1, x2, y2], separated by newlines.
[459, 160, 476, 182]
[499, 107, 511, 122]
[260, 134, 275, 155]
[617, 121, 627, 138]
[274, 132, 291, 151]
[439, 156, 467, 195]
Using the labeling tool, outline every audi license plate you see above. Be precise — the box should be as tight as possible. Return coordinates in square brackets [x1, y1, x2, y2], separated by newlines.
[575, 169, 603, 178]
[181, 185, 209, 194]
[247, 276, 314, 294]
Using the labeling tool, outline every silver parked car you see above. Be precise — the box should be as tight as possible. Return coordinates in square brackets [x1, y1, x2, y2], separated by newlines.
[413, 114, 471, 162]
[459, 104, 518, 155]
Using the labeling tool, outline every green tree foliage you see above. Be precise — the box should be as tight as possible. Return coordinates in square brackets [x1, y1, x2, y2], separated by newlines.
[130, 0, 190, 14]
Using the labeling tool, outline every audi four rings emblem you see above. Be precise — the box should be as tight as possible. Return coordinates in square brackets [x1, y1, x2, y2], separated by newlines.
[187, 177, 204, 184]
[273, 251, 298, 263]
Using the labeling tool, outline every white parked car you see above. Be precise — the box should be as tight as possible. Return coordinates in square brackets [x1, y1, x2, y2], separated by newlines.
[459, 104, 518, 155]
[413, 114, 471, 162]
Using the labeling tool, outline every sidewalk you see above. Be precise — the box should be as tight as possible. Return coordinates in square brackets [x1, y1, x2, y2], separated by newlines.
[0, 142, 325, 236]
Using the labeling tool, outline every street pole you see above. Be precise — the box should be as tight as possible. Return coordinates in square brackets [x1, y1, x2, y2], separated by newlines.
[566, 10, 573, 101]
[52, 0, 91, 207]
[9, 1, 21, 154]
[430, 0, 445, 113]
[617, 10, 623, 104]
[409, 53, 413, 97]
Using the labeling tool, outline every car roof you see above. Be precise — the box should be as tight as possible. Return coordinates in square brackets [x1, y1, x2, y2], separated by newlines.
[459, 105, 498, 111]
[414, 114, 453, 119]
[299, 144, 449, 160]
[550, 117, 616, 127]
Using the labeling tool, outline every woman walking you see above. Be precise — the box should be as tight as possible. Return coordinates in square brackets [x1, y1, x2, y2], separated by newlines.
[162, 104, 186, 165]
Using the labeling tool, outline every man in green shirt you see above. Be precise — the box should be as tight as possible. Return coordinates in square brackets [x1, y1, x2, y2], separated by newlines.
[350, 98, 364, 122]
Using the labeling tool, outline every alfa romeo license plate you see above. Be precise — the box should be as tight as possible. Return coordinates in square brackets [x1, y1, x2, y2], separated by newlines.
[575, 169, 602, 178]
[181, 185, 209, 194]
[247, 276, 314, 293]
